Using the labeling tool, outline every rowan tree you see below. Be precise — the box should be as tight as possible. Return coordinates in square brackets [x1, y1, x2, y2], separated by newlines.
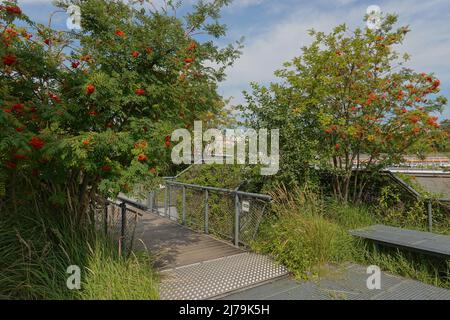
[243, 14, 447, 201]
[0, 0, 241, 220]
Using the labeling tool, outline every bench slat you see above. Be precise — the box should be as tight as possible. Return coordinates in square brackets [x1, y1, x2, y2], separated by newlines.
[350, 225, 450, 259]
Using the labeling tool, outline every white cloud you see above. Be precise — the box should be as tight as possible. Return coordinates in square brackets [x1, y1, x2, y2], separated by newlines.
[16, 0, 53, 3]
[219, 0, 450, 119]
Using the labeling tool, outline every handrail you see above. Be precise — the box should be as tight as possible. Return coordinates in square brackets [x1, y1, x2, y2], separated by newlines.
[164, 180, 272, 201]
[107, 198, 142, 216]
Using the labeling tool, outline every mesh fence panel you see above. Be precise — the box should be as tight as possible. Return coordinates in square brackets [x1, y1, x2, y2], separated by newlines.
[208, 190, 235, 241]
[184, 187, 206, 232]
[238, 195, 268, 246]
[93, 200, 140, 255]
[150, 182, 271, 247]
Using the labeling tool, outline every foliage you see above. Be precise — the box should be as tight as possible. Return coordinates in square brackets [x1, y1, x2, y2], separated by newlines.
[0, 0, 241, 221]
[253, 185, 355, 279]
[242, 13, 448, 202]
[0, 209, 158, 299]
[177, 163, 256, 189]
[253, 184, 449, 288]
[355, 244, 449, 289]
[80, 247, 158, 300]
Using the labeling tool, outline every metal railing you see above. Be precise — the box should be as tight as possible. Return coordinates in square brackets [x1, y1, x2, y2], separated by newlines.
[384, 171, 450, 232]
[94, 199, 142, 256]
[149, 180, 272, 247]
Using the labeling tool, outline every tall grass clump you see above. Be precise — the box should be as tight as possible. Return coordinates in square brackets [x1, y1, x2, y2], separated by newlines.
[0, 210, 158, 300]
[79, 245, 158, 300]
[253, 184, 355, 279]
[355, 243, 450, 289]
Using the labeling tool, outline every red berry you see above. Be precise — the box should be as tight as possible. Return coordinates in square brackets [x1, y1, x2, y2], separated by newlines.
[28, 136, 45, 150]
[135, 88, 145, 95]
[5, 6, 22, 15]
[86, 84, 95, 94]
[48, 93, 61, 103]
[101, 165, 112, 172]
[115, 30, 125, 37]
[187, 41, 197, 51]
[2, 54, 16, 66]
[132, 51, 140, 58]
[409, 115, 420, 124]
[138, 154, 148, 161]
[5, 161, 17, 169]
[13, 154, 27, 160]
[12, 103, 24, 112]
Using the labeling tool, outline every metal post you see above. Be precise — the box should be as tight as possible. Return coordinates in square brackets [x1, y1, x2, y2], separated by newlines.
[104, 202, 109, 236]
[164, 183, 168, 217]
[234, 193, 240, 247]
[427, 199, 433, 232]
[182, 186, 186, 225]
[204, 189, 209, 234]
[168, 184, 172, 219]
[148, 191, 154, 213]
[120, 202, 127, 255]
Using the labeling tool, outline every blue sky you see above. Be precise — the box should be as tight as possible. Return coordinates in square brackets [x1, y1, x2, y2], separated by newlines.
[14, 0, 450, 120]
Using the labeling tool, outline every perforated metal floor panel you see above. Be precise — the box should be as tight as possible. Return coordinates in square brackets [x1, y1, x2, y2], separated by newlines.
[223, 264, 450, 300]
[159, 252, 289, 300]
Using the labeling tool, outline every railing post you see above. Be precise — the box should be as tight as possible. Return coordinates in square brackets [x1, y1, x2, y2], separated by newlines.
[120, 202, 127, 256]
[427, 199, 433, 232]
[182, 186, 186, 225]
[234, 193, 240, 247]
[164, 182, 168, 217]
[204, 189, 209, 234]
[104, 201, 109, 236]
[168, 183, 172, 219]
[148, 191, 154, 213]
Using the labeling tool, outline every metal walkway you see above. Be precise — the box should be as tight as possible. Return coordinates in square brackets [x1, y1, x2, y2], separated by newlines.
[223, 263, 450, 300]
[160, 252, 288, 300]
[133, 211, 289, 300]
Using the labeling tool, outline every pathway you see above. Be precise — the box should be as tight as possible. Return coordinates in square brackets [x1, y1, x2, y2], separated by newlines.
[132, 211, 289, 300]
[222, 263, 450, 300]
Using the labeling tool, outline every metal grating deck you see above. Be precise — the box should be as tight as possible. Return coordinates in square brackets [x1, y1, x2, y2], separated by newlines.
[159, 252, 289, 300]
[223, 264, 450, 300]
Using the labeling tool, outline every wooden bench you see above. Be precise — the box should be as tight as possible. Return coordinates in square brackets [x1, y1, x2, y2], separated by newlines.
[350, 224, 450, 259]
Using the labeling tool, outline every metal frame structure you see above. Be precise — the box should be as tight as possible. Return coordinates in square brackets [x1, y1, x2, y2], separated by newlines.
[102, 199, 142, 256]
[383, 171, 450, 232]
[151, 180, 272, 247]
